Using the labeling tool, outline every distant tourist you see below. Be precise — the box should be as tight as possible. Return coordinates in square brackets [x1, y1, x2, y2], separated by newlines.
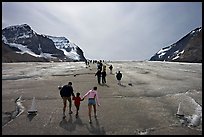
[72, 92, 84, 118]
[101, 69, 107, 84]
[103, 64, 106, 72]
[97, 60, 103, 71]
[82, 86, 100, 124]
[95, 69, 102, 84]
[109, 65, 113, 74]
[59, 82, 75, 118]
[116, 71, 122, 85]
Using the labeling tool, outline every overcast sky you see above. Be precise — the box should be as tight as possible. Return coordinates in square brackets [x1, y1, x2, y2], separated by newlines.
[2, 2, 202, 61]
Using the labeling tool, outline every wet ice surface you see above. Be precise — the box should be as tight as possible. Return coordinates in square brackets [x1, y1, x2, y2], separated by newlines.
[110, 61, 202, 133]
[2, 62, 87, 80]
[2, 62, 87, 127]
[2, 61, 202, 134]
[111, 61, 202, 97]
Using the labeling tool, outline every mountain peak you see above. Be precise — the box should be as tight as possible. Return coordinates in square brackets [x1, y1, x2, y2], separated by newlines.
[2, 24, 86, 62]
[3, 24, 31, 31]
[190, 27, 202, 35]
[150, 27, 202, 63]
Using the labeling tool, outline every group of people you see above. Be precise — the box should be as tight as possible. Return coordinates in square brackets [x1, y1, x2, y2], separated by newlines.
[59, 62, 123, 124]
[95, 62, 122, 85]
[95, 69, 106, 85]
[59, 82, 100, 124]
[95, 61, 108, 85]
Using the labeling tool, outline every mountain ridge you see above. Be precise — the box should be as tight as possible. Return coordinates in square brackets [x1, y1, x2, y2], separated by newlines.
[149, 27, 202, 63]
[2, 24, 86, 62]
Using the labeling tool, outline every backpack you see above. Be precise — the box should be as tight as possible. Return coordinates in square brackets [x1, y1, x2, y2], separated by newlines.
[116, 73, 122, 80]
[60, 85, 66, 97]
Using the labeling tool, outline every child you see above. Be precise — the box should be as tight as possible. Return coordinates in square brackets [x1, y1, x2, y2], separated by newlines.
[72, 92, 84, 118]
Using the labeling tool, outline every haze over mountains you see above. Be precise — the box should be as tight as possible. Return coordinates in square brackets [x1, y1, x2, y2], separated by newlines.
[2, 24, 202, 63]
[2, 24, 86, 62]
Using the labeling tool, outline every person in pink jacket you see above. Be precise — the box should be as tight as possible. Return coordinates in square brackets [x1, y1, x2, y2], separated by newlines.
[82, 86, 100, 124]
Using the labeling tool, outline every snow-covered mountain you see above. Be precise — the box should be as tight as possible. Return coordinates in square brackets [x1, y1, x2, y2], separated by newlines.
[46, 36, 83, 61]
[150, 27, 202, 63]
[2, 24, 86, 62]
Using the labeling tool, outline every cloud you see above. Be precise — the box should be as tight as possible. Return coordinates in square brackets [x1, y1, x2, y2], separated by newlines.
[2, 2, 202, 61]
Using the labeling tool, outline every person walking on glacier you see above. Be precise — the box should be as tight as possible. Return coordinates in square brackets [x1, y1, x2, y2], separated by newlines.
[72, 92, 84, 118]
[116, 71, 122, 85]
[109, 65, 113, 74]
[60, 82, 75, 118]
[82, 86, 100, 124]
[95, 69, 102, 85]
[101, 69, 107, 84]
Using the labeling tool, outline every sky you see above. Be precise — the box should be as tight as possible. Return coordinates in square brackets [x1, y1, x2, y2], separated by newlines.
[2, 2, 202, 61]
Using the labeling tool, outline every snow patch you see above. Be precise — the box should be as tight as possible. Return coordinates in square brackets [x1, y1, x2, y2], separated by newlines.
[2, 35, 8, 43]
[172, 50, 184, 60]
[47, 35, 80, 60]
[157, 46, 171, 54]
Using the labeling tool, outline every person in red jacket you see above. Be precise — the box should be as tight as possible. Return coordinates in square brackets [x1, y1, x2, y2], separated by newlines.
[72, 92, 84, 118]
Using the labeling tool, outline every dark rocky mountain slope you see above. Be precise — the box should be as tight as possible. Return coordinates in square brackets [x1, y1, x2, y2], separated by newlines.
[150, 27, 202, 63]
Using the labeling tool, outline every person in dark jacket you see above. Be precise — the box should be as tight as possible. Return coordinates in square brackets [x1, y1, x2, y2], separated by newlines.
[60, 82, 75, 118]
[101, 69, 107, 84]
[116, 71, 122, 85]
[95, 69, 102, 84]
[109, 65, 113, 74]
